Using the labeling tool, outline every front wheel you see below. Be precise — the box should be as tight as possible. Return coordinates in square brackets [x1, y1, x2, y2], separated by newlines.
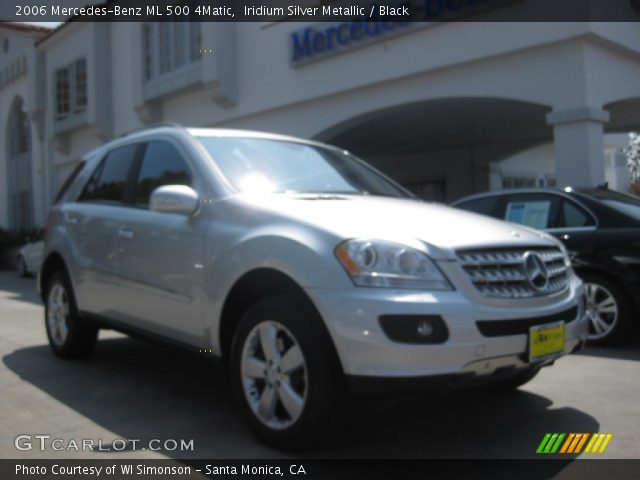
[230, 296, 346, 450]
[45, 272, 98, 359]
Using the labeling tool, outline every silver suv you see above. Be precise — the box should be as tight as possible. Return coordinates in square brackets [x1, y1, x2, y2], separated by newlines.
[39, 126, 588, 448]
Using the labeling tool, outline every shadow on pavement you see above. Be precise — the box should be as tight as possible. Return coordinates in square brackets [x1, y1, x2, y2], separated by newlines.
[575, 345, 640, 362]
[3, 335, 599, 465]
[0, 271, 41, 306]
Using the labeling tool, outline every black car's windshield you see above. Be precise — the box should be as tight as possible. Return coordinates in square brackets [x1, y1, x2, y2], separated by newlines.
[196, 136, 409, 198]
[583, 189, 640, 221]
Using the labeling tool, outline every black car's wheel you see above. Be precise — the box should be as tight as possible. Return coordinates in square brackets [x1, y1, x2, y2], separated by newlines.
[230, 295, 345, 450]
[44, 272, 98, 359]
[582, 273, 633, 346]
[17, 256, 28, 278]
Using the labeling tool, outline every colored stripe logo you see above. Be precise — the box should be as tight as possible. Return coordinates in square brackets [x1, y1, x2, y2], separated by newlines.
[537, 433, 612, 454]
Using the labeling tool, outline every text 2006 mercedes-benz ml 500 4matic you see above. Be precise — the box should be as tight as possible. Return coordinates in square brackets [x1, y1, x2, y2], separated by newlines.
[39, 126, 588, 449]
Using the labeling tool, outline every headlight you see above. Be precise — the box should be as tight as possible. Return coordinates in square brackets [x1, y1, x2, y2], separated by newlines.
[335, 239, 452, 290]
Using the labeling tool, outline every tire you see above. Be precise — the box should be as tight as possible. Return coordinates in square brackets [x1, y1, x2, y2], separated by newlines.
[44, 271, 98, 359]
[17, 256, 28, 278]
[488, 367, 540, 391]
[581, 273, 633, 346]
[230, 295, 346, 450]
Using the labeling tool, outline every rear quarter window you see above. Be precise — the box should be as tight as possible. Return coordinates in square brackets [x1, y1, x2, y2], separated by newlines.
[559, 200, 596, 228]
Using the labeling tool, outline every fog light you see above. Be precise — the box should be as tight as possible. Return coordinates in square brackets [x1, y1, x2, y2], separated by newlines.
[379, 315, 449, 344]
[417, 321, 434, 337]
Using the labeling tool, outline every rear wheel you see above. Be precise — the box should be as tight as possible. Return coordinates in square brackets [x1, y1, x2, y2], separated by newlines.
[45, 272, 98, 358]
[230, 296, 346, 450]
[582, 273, 632, 346]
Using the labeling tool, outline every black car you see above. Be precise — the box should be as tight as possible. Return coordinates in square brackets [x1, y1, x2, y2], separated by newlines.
[452, 186, 640, 345]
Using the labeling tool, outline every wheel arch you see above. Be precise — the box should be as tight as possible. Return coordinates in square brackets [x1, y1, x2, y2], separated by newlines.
[38, 252, 69, 301]
[218, 267, 338, 367]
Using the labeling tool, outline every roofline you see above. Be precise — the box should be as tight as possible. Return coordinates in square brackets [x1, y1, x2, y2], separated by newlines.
[80, 125, 346, 161]
[451, 188, 568, 205]
[452, 186, 613, 205]
[0, 22, 53, 35]
[185, 127, 338, 149]
[34, 20, 75, 46]
[128, 125, 340, 150]
[35, 1, 110, 46]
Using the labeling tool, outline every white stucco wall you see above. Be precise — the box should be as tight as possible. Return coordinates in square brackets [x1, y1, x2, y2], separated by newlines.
[109, 21, 640, 139]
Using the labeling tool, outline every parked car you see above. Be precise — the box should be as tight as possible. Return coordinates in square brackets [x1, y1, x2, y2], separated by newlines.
[17, 240, 44, 278]
[39, 126, 588, 449]
[452, 187, 640, 345]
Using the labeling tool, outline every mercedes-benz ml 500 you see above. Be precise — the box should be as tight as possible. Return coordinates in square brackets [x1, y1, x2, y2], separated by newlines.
[39, 126, 588, 448]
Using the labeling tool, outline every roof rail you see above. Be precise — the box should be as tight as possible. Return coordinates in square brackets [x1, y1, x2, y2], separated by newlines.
[117, 121, 184, 139]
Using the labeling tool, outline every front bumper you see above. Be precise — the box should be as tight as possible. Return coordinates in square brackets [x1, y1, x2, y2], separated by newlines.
[306, 275, 588, 386]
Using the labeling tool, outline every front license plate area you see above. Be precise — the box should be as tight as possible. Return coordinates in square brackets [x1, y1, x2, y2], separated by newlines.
[529, 321, 565, 363]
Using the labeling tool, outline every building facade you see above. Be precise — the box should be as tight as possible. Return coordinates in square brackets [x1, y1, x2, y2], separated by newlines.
[0, 23, 50, 231]
[1, 17, 640, 230]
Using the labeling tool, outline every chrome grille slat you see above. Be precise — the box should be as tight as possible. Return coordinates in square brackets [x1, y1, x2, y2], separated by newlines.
[457, 247, 569, 299]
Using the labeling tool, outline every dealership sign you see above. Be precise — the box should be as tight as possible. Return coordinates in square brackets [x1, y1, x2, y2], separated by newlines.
[289, 0, 521, 66]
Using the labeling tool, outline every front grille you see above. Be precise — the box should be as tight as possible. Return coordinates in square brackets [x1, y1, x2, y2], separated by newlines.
[457, 246, 569, 299]
[476, 306, 578, 337]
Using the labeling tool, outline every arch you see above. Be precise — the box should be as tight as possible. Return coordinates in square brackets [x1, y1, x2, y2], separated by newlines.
[310, 97, 554, 202]
[314, 96, 552, 145]
[5, 95, 34, 231]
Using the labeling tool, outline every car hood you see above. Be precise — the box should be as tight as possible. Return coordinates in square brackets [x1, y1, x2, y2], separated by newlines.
[241, 194, 556, 258]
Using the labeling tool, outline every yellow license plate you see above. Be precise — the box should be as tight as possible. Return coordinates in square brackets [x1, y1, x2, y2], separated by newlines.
[529, 321, 565, 362]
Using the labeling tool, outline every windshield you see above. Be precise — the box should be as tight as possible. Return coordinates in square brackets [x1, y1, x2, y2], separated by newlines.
[196, 136, 410, 198]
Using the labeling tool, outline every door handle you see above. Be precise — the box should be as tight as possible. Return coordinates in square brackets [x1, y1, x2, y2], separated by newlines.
[64, 213, 78, 225]
[117, 226, 135, 240]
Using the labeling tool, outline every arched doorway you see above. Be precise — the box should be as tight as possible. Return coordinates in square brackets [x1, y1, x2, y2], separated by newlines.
[6, 96, 34, 231]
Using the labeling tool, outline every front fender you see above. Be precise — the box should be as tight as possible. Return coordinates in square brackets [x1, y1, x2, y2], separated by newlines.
[202, 228, 352, 351]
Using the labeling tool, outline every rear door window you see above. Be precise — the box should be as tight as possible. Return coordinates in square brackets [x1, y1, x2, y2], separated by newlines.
[132, 141, 193, 207]
[504, 193, 560, 230]
[79, 144, 139, 204]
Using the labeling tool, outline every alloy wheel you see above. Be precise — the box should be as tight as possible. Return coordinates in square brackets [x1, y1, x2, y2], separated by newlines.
[240, 321, 308, 430]
[47, 283, 70, 346]
[585, 282, 618, 341]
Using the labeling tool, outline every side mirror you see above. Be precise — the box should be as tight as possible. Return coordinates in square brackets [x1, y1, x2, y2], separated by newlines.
[150, 185, 199, 215]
